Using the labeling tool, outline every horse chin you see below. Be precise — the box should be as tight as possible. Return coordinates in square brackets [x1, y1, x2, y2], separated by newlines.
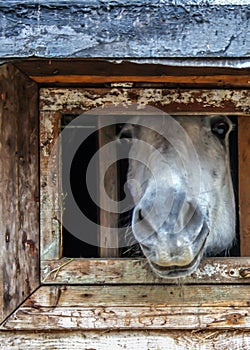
[147, 232, 209, 279]
[148, 251, 203, 278]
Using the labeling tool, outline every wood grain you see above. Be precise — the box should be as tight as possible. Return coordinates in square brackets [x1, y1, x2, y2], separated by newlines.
[98, 120, 119, 257]
[239, 117, 250, 256]
[2, 285, 250, 330]
[30, 74, 250, 87]
[41, 257, 250, 284]
[15, 59, 250, 79]
[1, 330, 250, 349]
[40, 111, 62, 260]
[0, 63, 39, 323]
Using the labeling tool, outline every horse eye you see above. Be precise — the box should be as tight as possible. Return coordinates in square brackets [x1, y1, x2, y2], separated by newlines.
[211, 120, 230, 139]
[118, 124, 135, 142]
[120, 129, 133, 139]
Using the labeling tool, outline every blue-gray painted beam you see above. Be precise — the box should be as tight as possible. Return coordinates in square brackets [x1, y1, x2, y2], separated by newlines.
[0, 1, 249, 58]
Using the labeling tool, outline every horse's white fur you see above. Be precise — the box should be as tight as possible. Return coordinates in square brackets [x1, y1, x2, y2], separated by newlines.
[123, 115, 235, 278]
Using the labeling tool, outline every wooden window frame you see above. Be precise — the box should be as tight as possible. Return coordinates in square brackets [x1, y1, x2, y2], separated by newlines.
[40, 86, 250, 283]
[1, 60, 250, 331]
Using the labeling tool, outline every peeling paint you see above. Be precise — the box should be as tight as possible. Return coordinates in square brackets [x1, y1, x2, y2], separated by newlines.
[194, 262, 231, 280]
[2, 330, 250, 349]
[40, 88, 250, 114]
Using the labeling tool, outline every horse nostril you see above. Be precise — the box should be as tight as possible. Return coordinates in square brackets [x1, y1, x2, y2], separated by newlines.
[138, 209, 144, 221]
[140, 243, 151, 255]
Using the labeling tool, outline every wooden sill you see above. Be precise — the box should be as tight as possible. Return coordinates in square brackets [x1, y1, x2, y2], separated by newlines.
[41, 257, 250, 285]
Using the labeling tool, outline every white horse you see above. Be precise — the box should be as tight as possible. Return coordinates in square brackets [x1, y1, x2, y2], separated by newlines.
[119, 114, 235, 278]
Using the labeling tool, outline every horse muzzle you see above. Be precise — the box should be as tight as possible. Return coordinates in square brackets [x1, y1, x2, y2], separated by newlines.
[143, 222, 209, 278]
[132, 195, 210, 278]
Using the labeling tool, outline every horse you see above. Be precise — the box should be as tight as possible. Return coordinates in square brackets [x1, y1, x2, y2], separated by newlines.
[119, 114, 235, 278]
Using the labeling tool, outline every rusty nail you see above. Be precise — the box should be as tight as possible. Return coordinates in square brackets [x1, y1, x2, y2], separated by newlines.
[239, 268, 250, 278]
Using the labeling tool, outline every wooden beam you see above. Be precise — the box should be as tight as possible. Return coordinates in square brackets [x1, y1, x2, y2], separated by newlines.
[239, 117, 250, 256]
[30, 74, 250, 87]
[0, 63, 39, 323]
[2, 285, 250, 330]
[98, 121, 119, 258]
[41, 257, 250, 285]
[40, 88, 250, 114]
[40, 111, 62, 260]
[0, 330, 249, 349]
[14, 59, 250, 81]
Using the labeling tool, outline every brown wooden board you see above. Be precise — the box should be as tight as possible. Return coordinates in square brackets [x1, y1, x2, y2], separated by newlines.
[0, 63, 39, 323]
[98, 121, 119, 258]
[14, 59, 250, 78]
[30, 74, 250, 87]
[13, 60, 250, 88]
[239, 117, 250, 256]
[40, 111, 62, 260]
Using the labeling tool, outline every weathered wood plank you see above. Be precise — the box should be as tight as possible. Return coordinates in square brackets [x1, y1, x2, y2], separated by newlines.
[239, 117, 250, 256]
[98, 121, 119, 257]
[14, 59, 250, 89]
[0, 63, 39, 323]
[15, 284, 250, 308]
[0, 2, 249, 58]
[1, 330, 250, 350]
[41, 257, 250, 284]
[40, 111, 62, 260]
[40, 88, 250, 114]
[30, 74, 250, 87]
[0, 64, 18, 323]
[3, 306, 250, 330]
[17, 65, 40, 299]
[2, 285, 250, 330]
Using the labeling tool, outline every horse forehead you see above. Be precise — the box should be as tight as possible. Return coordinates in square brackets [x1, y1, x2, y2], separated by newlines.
[136, 118, 208, 151]
[138, 116, 207, 141]
[174, 117, 207, 137]
[130, 117, 227, 180]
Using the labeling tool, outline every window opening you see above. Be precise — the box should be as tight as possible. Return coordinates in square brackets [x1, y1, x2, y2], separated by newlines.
[61, 114, 239, 259]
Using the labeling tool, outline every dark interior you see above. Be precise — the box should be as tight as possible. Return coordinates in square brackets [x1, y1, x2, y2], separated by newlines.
[62, 114, 100, 258]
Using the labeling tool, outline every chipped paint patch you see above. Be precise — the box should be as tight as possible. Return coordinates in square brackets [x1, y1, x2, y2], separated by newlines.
[194, 262, 231, 281]
[40, 88, 250, 114]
